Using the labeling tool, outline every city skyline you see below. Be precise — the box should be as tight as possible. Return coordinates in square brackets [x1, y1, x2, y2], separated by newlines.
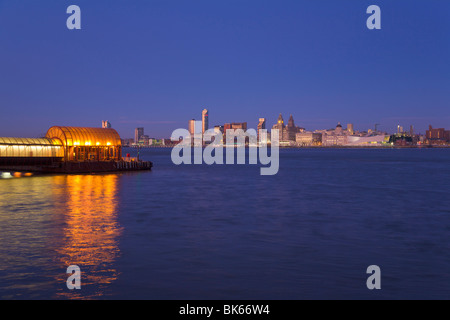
[0, 1, 449, 138]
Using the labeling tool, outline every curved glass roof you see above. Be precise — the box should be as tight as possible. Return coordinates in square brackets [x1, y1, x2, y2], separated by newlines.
[45, 126, 122, 147]
[0, 137, 62, 146]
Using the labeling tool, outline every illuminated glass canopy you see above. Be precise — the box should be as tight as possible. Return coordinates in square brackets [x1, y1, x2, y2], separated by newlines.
[45, 126, 122, 162]
[0, 127, 122, 162]
[0, 137, 64, 158]
[46, 126, 122, 147]
[0, 137, 62, 146]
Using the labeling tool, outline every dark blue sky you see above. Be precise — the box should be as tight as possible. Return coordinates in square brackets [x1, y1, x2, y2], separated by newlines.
[0, 0, 449, 138]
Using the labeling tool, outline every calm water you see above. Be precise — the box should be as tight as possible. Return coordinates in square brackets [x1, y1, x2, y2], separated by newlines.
[0, 148, 449, 299]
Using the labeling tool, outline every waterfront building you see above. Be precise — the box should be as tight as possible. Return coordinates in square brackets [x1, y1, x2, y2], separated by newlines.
[285, 115, 301, 141]
[320, 123, 349, 146]
[223, 122, 248, 144]
[257, 118, 266, 144]
[347, 135, 390, 146]
[46, 126, 122, 161]
[139, 135, 150, 146]
[322, 133, 348, 146]
[121, 138, 134, 146]
[426, 125, 450, 145]
[389, 133, 414, 146]
[318, 122, 389, 146]
[272, 114, 302, 142]
[0, 126, 152, 173]
[202, 109, 209, 134]
[347, 123, 354, 135]
[135, 127, 144, 144]
[0, 127, 122, 163]
[296, 132, 322, 146]
[272, 114, 285, 140]
[209, 126, 224, 144]
[214, 125, 224, 133]
[188, 119, 196, 136]
[0, 137, 64, 160]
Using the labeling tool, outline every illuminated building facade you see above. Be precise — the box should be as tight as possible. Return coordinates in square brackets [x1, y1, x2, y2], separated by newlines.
[0, 137, 64, 158]
[426, 125, 450, 145]
[0, 127, 121, 162]
[296, 132, 322, 146]
[45, 126, 122, 162]
[272, 114, 302, 142]
[223, 122, 247, 144]
[188, 119, 196, 136]
[0, 126, 150, 173]
[257, 118, 266, 142]
[202, 109, 209, 134]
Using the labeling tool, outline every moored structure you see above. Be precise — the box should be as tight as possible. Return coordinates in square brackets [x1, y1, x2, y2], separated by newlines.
[0, 126, 152, 174]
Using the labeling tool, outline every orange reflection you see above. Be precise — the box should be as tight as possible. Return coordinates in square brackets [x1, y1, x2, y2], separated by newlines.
[52, 174, 122, 299]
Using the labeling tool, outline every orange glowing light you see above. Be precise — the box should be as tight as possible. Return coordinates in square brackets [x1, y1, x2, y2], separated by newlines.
[52, 174, 120, 298]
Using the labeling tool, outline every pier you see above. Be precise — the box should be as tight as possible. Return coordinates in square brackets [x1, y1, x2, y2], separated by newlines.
[0, 126, 152, 174]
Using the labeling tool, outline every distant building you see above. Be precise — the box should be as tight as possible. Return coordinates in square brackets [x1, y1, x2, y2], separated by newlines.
[257, 118, 266, 143]
[347, 123, 354, 135]
[322, 134, 348, 146]
[426, 125, 450, 145]
[202, 109, 209, 134]
[121, 138, 134, 146]
[296, 132, 322, 146]
[212, 125, 224, 144]
[135, 127, 144, 144]
[223, 122, 248, 144]
[139, 135, 150, 146]
[321, 123, 348, 146]
[224, 122, 247, 131]
[272, 114, 302, 142]
[347, 135, 390, 146]
[188, 119, 202, 145]
[214, 125, 224, 133]
[272, 114, 285, 143]
[284, 115, 300, 141]
[102, 120, 111, 128]
[188, 119, 196, 136]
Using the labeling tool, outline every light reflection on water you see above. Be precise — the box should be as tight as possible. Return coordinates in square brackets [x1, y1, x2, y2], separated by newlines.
[52, 175, 122, 299]
[1, 148, 450, 299]
[0, 174, 122, 299]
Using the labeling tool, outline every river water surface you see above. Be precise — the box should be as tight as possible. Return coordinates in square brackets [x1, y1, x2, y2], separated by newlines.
[0, 148, 449, 299]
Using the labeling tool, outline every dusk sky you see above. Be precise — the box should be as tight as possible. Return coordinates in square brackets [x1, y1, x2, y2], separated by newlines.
[0, 0, 449, 138]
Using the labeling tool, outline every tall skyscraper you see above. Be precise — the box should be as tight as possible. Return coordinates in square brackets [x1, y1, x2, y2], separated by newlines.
[135, 127, 144, 144]
[257, 118, 266, 142]
[202, 109, 209, 134]
[188, 119, 196, 136]
[188, 120, 202, 145]
[102, 120, 111, 128]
